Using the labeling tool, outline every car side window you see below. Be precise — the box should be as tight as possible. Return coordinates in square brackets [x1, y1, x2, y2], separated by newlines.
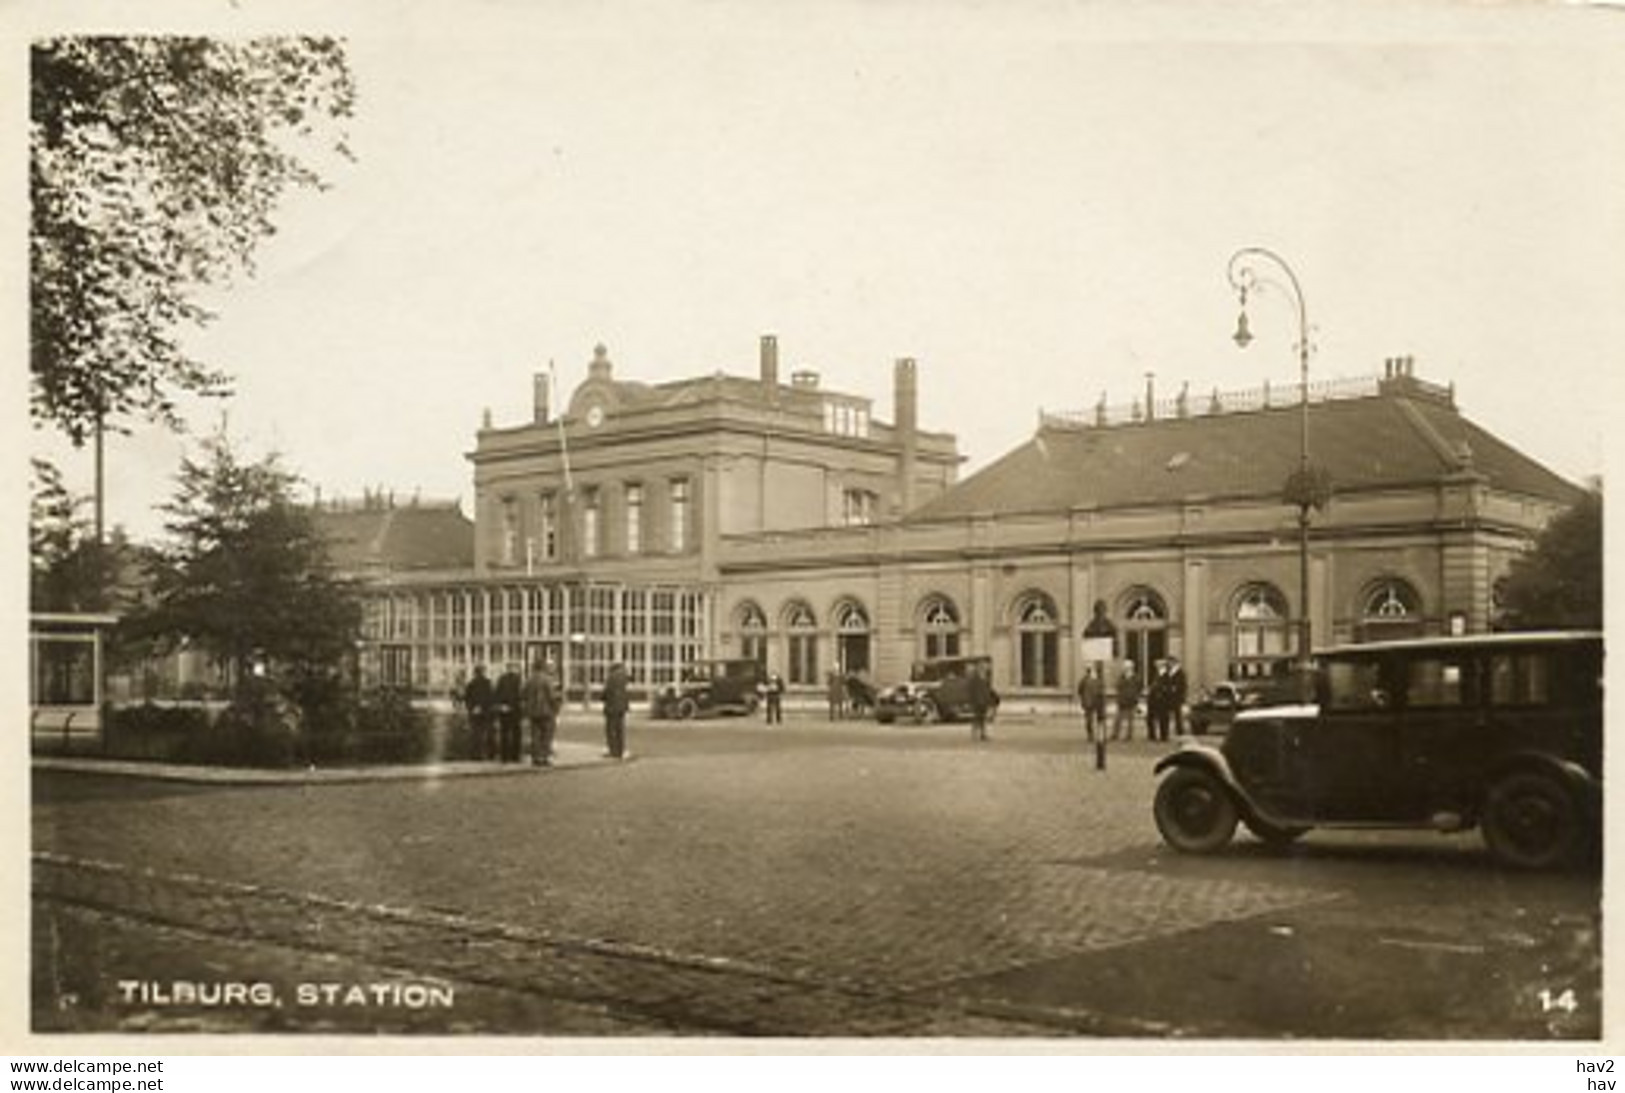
[1323, 659, 1387, 711]
[1489, 652, 1551, 707]
[1406, 657, 1473, 708]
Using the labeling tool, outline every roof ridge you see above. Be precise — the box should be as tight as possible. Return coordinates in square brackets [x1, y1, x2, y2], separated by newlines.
[369, 507, 398, 559]
[1388, 396, 1461, 471]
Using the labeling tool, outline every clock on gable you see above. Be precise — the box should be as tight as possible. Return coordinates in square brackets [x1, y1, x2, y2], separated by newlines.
[585, 404, 605, 429]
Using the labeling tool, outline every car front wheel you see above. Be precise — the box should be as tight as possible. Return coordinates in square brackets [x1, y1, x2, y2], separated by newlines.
[1482, 772, 1582, 870]
[1154, 768, 1239, 854]
[675, 696, 699, 720]
[914, 697, 939, 724]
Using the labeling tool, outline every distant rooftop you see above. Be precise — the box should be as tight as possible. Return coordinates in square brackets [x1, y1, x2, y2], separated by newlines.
[310, 493, 473, 572]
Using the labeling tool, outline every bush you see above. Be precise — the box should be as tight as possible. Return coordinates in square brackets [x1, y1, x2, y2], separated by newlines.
[102, 688, 474, 768]
[104, 703, 212, 763]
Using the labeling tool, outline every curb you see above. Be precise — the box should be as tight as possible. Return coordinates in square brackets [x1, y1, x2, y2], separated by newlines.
[31, 743, 615, 786]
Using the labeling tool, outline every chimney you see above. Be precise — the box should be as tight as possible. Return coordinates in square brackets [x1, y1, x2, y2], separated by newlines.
[895, 357, 919, 514]
[760, 334, 780, 404]
[1144, 372, 1156, 422]
[533, 372, 551, 424]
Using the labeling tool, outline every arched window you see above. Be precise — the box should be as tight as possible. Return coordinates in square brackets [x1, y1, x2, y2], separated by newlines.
[833, 600, 871, 675]
[1014, 591, 1059, 688]
[1232, 583, 1291, 679]
[1360, 579, 1423, 641]
[919, 595, 962, 661]
[736, 602, 768, 668]
[784, 601, 818, 685]
[1118, 587, 1169, 684]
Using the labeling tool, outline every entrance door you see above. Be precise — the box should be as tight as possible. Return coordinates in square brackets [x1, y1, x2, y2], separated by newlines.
[838, 633, 870, 675]
[526, 641, 564, 673]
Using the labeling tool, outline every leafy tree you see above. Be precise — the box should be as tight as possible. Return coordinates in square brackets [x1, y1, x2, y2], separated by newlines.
[31, 36, 354, 444]
[128, 429, 361, 701]
[1495, 490, 1602, 630]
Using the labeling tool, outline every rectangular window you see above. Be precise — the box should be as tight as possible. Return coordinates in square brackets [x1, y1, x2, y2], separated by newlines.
[538, 492, 557, 561]
[625, 483, 643, 555]
[1325, 658, 1387, 711]
[1407, 657, 1471, 708]
[1489, 653, 1552, 707]
[500, 497, 519, 567]
[380, 645, 413, 689]
[788, 635, 818, 685]
[582, 487, 601, 559]
[842, 488, 877, 527]
[669, 478, 690, 553]
[1019, 632, 1058, 687]
[31, 636, 97, 706]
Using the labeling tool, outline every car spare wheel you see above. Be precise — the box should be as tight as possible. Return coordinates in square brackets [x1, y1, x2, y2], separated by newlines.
[1153, 768, 1239, 854]
[675, 696, 699, 720]
[1481, 771, 1581, 870]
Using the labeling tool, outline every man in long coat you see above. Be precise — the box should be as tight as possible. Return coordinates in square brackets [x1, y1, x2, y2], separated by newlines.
[602, 661, 630, 760]
[524, 657, 560, 766]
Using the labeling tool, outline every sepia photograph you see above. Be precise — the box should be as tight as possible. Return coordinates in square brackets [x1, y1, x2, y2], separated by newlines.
[13, 0, 1619, 1055]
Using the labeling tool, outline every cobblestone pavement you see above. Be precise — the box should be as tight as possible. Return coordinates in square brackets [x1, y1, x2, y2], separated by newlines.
[30, 714, 1603, 1039]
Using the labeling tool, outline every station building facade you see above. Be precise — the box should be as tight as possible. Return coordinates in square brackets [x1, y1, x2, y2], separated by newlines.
[347, 340, 1585, 711]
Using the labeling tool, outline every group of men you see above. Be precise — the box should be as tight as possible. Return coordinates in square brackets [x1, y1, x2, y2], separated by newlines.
[1076, 657, 1187, 742]
[461, 660, 562, 765]
[461, 659, 632, 764]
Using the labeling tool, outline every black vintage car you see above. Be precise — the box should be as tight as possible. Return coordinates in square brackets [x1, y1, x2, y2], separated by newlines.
[1152, 632, 1602, 869]
[652, 658, 764, 719]
[874, 655, 998, 725]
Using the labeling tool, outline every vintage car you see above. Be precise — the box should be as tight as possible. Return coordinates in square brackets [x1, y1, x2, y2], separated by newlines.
[651, 658, 764, 719]
[1186, 677, 1299, 735]
[1152, 632, 1603, 869]
[874, 655, 999, 724]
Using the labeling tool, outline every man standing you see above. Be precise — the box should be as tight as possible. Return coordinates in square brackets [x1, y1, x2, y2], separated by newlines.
[1147, 660, 1169, 742]
[524, 656, 559, 766]
[1077, 663, 1106, 743]
[463, 664, 496, 761]
[494, 663, 523, 762]
[1166, 656, 1188, 738]
[1113, 661, 1141, 742]
[967, 661, 994, 742]
[763, 671, 785, 725]
[602, 661, 630, 760]
[826, 670, 845, 721]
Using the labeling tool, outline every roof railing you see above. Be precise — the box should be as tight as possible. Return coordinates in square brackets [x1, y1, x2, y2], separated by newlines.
[1039, 370, 1452, 431]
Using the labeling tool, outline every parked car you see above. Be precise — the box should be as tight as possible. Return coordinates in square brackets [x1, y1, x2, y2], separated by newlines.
[1187, 677, 1298, 734]
[652, 658, 764, 719]
[1152, 632, 1603, 869]
[874, 655, 999, 724]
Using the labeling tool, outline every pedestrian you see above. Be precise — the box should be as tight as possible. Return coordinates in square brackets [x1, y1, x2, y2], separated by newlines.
[524, 656, 559, 766]
[1077, 663, 1106, 742]
[967, 661, 994, 742]
[494, 662, 523, 762]
[763, 670, 785, 725]
[1113, 660, 1141, 742]
[1147, 660, 1169, 742]
[463, 664, 496, 761]
[1165, 656, 1188, 737]
[826, 670, 846, 721]
[602, 661, 630, 760]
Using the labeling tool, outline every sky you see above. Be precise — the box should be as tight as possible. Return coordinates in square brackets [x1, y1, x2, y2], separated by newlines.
[16, 0, 1625, 543]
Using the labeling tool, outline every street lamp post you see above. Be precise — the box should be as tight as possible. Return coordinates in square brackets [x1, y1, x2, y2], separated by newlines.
[1227, 247, 1326, 695]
